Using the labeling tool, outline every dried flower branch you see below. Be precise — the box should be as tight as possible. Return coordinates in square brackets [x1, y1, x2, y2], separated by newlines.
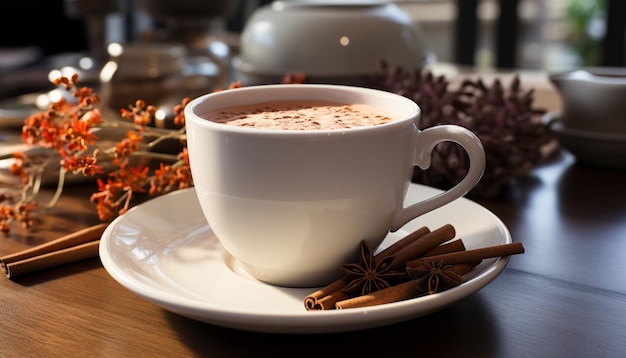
[0, 74, 192, 234]
[0, 73, 305, 235]
[372, 61, 553, 198]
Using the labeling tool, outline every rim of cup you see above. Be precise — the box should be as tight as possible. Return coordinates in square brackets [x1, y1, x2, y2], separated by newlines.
[184, 84, 421, 135]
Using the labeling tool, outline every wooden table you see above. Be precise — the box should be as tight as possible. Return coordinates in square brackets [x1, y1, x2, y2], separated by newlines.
[1, 148, 625, 357]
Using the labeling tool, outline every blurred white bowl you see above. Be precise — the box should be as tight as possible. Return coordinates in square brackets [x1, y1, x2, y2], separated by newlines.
[232, 0, 433, 85]
[549, 67, 626, 135]
[544, 112, 626, 169]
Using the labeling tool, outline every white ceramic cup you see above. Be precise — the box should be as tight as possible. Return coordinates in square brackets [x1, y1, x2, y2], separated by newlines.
[185, 84, 485, 287]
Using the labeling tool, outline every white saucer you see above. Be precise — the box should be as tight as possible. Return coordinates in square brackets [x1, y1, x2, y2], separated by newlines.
[99, 185, 512, 334]
[544, 111, 626, 169]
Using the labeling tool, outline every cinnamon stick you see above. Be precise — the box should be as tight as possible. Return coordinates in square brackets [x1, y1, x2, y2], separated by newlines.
[389, 224, 456, 270]
[422, 238, 466, 257]
[410, 242, 525, 267]
[337, 243, 526, 309]
[335, 263, 477, 309]
[0, 223, 108, 279]
[375, 226, 431, 259]
[304, 275, 352, 311]
[304, 226, 431, 311]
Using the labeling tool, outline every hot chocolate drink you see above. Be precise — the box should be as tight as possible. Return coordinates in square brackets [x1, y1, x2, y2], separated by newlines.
[185, 84, 486, 287]
[201, 100, 395, 130]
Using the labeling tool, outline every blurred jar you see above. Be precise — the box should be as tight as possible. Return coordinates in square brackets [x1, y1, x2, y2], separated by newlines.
[99, 42, 186, 128]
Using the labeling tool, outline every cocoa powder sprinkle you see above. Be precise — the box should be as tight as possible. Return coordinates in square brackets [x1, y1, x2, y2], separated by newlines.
[202, 100, 394, 130]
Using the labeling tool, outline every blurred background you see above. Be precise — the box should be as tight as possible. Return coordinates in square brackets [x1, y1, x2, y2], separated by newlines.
[0, 0, 621, 101]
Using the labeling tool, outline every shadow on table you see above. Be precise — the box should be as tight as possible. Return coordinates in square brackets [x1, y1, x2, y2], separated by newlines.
[164, 293, 500, 358]
[555, 158, 626, 217]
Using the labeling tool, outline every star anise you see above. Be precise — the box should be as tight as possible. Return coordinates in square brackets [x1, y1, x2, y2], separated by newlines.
[407, 259, 464, 295]
[340, 241, 406, 296]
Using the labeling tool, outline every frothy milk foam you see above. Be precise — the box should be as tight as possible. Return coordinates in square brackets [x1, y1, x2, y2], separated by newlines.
[201, 100, 396, 130]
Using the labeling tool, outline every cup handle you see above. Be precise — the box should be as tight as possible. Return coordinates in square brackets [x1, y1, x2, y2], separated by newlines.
[391, 125, 486, 231]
